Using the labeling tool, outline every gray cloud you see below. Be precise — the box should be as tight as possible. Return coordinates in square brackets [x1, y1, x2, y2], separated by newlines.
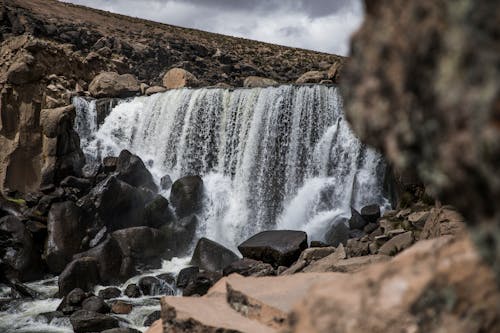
[61, 0, 364, 55]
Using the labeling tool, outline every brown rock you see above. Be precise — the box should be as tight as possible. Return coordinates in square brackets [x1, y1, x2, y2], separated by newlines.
[162, 68, 199, 89]
[89, 72, 140, 98]
[111, 301, 133, 315]
[145, 86, 167, 96]
[296, 71, 326, 84]
[378, 231, 414, 256]
[243, 76, 278, 88]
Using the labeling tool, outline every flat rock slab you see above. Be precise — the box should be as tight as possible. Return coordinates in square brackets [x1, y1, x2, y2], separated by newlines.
[224, 273, 342, 328]
[161, 294, 276, 333]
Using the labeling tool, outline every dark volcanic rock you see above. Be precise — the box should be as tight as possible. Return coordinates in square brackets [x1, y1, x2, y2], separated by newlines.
[176, 266, 199, 289]
[325, 218, 350, 247]
[124, 284, 141, 298]
[222, 258, 275, 277]
[144, 194, 175, 229]
[143, 310, 161, 327]
[82, 296, 110, 314]
[182, 271, 222, 297]
[360, 204, 381, 224]
[138, 276, 173, 296]
[116, 150, 157, 192]
[160, 214, 198, 259]
[169, 176, 204, 218]
[349, 207, 368, 230]
[98, 287, 121, 300]
[191, 238, 239, 272]
[70, 310, 119, 333]
[0, 215, 44, 282]
[45, 201, 88, 274]
[58, 257, 100, 296]
[238, 230, 308, 267]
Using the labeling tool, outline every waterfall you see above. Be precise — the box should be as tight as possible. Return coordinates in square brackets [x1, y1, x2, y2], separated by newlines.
[74, 85, 389, 248]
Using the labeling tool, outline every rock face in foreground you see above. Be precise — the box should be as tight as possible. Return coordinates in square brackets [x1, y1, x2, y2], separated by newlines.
[342, 0, 500, 233]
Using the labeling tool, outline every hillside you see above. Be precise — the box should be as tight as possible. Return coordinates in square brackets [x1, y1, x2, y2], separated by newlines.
[0, 0, 343, 86]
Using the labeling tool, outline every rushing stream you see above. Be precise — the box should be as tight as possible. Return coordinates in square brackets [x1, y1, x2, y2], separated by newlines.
[1, 85, 389, 332]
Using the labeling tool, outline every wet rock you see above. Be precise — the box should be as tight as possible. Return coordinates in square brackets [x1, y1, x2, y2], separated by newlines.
[176, 266, 200, 289]
[360, 204, 381, 224]
[124, 284, 141, 298]
[82, 296, 110, 314]
[144, 195, 175, 229]
[163, 68, 199, 89]
[349, 207, 368, 230]
[191, 238, 239, 272]
[37, 311, 65, 324]
[223, 258, 275, 277]
[58, 257, 100, 296]
[238, 230, 308, 267]
[378, 231, 414, 256]
[102, 156, 118, 173]
[60, 176, 92, 193]
[169, 175, 204, 219]
[57, 288, 87, 314]
[89, 72, 140, 98]
[144, 310, 161, 327]
[243, 76, 278, 88]
[156, 272, 176, 285]
[98, 287, 121, 300]
[324, 218, 350, 247]
[183, 271, 222, 297]
[116, 150, 157, 192]
[112, 227, 166, 269]
[0, 215, 44, 281]
[138, 276, 162, 296]
[45, 201, 88, 274]
[160, 174, 172, 191]
[160, 214, 198, 259]
[111, 301, 133, 315]
[70, 310, 119, 333]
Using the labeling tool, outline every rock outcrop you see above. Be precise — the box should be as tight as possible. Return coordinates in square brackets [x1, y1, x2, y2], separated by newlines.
[162, 68, 199, 89]
[88, 72, 140, 98]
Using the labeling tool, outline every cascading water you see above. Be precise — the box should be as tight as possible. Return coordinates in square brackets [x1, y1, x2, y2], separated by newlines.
[74, 85, 389, 248]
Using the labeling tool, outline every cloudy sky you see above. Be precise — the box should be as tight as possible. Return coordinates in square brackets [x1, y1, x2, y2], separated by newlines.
[61, 0, 364, 55]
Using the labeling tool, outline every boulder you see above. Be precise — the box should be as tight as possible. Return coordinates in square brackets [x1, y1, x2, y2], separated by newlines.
[98, 287, 121, 300]
[45, 201, 88, 274]
[360, 204, 381, 223]
[57, 288, 88, 314]
[324, 218, 349, 247]
[162, 68, 199, 89]
[138, 276, 173, 296]
[349, 207, 368, 230]
[156, 272, 176, 285]
[222, 258, 275, 277]
[182, 271, 222, 297]
[102, 329, 141, 333]
[124, 284, 141, 298]
[70, 310, 119, 333]
[281, 247, 337, 275]
[238, 230, 308, 267]
[160, 175, 173, 191]
[145, 86, 167, 96]
[115, 150, 157, 192]
[82, 296, 110, 314]
[176, 266, 200, 289]
[243, 76, 278, 88]
[159, 214, 198, 259]
[378, 231, 414, 256]
[79, 176, 147, 231]
[58, 257, 100, 296]
[144, 195, 175, 229]
[112, 227, 166, 269]
[169, 176, 204, 218]
[60, 176, 92, 193]
[191, 238, 239, 272]
[111, 301, 133, 315]
[144, 310, 161, 327]
[0, 216, 44, 281]
[296, 71, 326, 84]
[89, 72, 140, 98]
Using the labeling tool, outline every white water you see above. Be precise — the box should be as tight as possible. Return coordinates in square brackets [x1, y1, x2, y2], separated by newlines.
[74, 85, 389, 248]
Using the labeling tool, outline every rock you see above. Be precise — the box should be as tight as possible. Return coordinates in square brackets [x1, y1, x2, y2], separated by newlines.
[243, 76, 278, 88]
[363, 222, 379, 234]
[360, 204, 381, 223]
[60, 176, 91, 193]
[112, 227, 166, 269]
[169, 175, 204, 219]
[310, 241, 329, 248]
[145, 86, 167, 96]
[159, 214, 198, 259]
[286, 237, 500, 333]
[124, 284, 141, 298]
[102, 156, 118, 173]
[73, 236, 128, 284]
[378, 231, 414, 256]
[349, 207, 368, 230]
[238, 230, 308, 267]
[111, 301, 133, 314]
[324, 218, 349, 247]
[223, 258, 275, 277]
[79, 176, 147, 231]
[176, 266, 199, 289]
[37, 311, 65, 324]
[102, 329, 141, 333]
[296, 71, 326, 84]
[89, 72, 140, 98]
[82, 296, 110, 314]
[116, 150, 157, 192]
[281, 247, 337, 275]
[408, 211, 430, 229]
[348, 229, 365, 239]
[191, 238, 239, 272]
[45, 201, 88, 274]
[162, 68, 199, 89]
[156, 273, 176, 285]
[346, 239, 370, 257]
[144, 310, 161, 327]
[58, 257, 100, 296]
[57, 288, 88, 314]
[183, 271, 222, 297]
[98, 287, 121, 300]
[144, 194, 175, 229]
[160, 175, 172, 191]
[327, 62, 342, 80]
[138, 276, 170, 296]
[70, 310, 119, 333]
[0, 216, 44, 281]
